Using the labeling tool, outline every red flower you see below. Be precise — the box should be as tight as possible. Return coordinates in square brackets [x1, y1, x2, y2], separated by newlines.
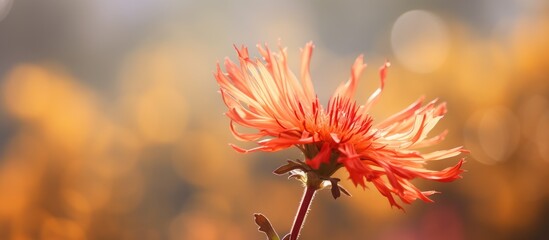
[215, 42, 466, 209]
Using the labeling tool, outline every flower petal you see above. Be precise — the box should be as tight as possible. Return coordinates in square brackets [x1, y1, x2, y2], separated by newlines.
[361, 61, 390, 113]
[306, 143, 332, 169]
[332, 55, 366, 100]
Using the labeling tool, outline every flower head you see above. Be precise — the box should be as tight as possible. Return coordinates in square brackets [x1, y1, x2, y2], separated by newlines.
[215, 42, 466, 209]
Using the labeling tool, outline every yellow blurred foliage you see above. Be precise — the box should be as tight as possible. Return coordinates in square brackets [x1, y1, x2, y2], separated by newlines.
[0, 3, 548, 240]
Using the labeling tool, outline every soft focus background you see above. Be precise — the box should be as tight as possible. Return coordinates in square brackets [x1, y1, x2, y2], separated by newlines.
[0, 1, 548, 239]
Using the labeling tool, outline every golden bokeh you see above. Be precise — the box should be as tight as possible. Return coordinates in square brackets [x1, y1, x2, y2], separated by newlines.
[0, 1, 548, 240]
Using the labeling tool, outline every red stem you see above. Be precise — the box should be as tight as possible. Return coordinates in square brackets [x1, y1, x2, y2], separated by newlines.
[289, 186, 316, 240]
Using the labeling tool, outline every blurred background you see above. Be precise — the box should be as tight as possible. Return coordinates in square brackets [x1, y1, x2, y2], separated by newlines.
[0, 0, 548, 239]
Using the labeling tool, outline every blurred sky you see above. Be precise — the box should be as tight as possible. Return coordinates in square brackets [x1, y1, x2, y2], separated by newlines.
[0, 1, 548, 240]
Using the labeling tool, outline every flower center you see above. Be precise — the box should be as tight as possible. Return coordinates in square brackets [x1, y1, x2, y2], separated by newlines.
[301, 143, 343, 179]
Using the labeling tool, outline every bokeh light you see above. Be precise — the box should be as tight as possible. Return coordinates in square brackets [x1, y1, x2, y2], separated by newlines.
[391, 10, 449, 73]
[465, 107, 520, 165]
[0, 1, 548, 240]
[536, 110, 549, 161]
[0, 0, 12, 22]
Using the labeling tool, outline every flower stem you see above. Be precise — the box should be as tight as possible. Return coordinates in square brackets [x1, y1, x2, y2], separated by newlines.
[289, 186, 317, 240]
